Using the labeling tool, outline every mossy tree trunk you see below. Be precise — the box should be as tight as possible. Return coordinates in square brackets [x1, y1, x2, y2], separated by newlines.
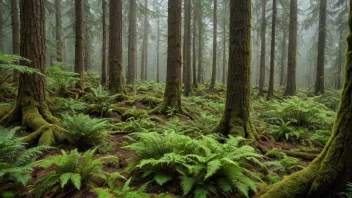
[209, 0, 217, 91]
[213, 0, 258, 140]
[0, 0, 66, 146]
[151, 0, 184, 115]
[258, 0, 266, 96]
[101, 0, 107, 85]
[55, 0, 63, 62]
[127, 0, 137, 85]
[284, 0, 298, 96]
[108, 0, 125, 94]
[183, 0, 192, 96]
[267, 0, 277, 100]
[75, 0, 84, 89]
[259, 2, 352, 196]
[314, 0, 327, 95]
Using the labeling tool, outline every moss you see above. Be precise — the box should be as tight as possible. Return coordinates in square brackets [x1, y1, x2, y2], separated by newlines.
[148, 115, 165, 123]
[0, 103, 12, 120]
[114, 94, 130, 102]
[112, 106, 129, 115]
[81, 93, 96, 103]
[140, 96, 162, 107]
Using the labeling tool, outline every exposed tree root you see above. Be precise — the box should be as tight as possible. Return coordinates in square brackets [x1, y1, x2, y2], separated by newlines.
[258, 144, 318, 161]
[213, 118, 259, 141]
[0, 96, 67, 146]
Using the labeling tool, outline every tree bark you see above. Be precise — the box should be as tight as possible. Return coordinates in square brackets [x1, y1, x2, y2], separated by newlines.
[127, 0, 137, 85]
[280, 31, 287, 86]
[55, 0, 63, 62]
[151, 0, 184, 115]
[156, 1, 160, 83]
[1, 0, 66, 146]
[222, 0, 227, 84]
[141, 0, 149, 81]
[75, 0, 84, 89]
[267, 0, 277, 100]
[284, 0, 298, 96]
[336, 30, 344, 90]
[183, 0, 192, 96]
[258, 0, 266, 96]
[314, 0, 327, 95]
[209, 0, 217, 90]
[197, 2, 203, 84]
[213, 0, 258, 140]
[192, 0, 197, 88]
[11, 0, 20, 55]
[108, 0, 125, 94]
[259, 2, 352, 197]
[101, 0, 107, 85]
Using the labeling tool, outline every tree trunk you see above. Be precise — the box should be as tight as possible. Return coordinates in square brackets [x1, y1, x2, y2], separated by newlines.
[336, 30, 344, 90]
[142, 0, 149, 81]
[101, 0, 107, 85]
[11, 0, 20, 82]
[192, 0, 197, 88]
[151, 0, 184, 114]
[1, 0, 66, 146]
[258, 0, 266, 96]
[209, 0, 217, 90]
[183, 0, 192, 96]
[108, 0, 125, 94]
[127, 0, 137, 85]
[314, 0, 327, 95]
[267, 0, 277, 100]
[197, 2, 203, 84]
[284, 0, 298, 96]
[280, 31, 287, 86]
[213, 0, 258, 140]
[222, 0, 227, 84]
[156, 1, 160, 83]
[260, 4, 352, 197]
[55, 0, 63, 62]
[75, 0, 84, 89]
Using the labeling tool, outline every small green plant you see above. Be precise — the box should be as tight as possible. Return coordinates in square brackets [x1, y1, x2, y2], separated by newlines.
[123, 106, 148, 120]
[62, 114, 110, 150]
[266, 119, 306, 142]
[46, 62, 79, 96]
[264, 150, 305, 173]
[311, 130, 331, 145]
[166, 106, 177, 117]
[31, 148, 117, 197]
[51, 97, 86, 115]
[340, 182, 352, 198]
[0, 53, 42, 77]
[125, 131, 264, 198]
[114, 118, 156, 133]
[0, 127, 50, 197]
[89, 85, 121, 117]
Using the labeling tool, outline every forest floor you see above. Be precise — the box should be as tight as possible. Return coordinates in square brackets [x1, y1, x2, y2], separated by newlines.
[0, 75, 340, 198]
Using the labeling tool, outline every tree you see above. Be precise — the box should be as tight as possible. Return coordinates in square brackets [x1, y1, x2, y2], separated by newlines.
[151, 0, 184, 114]
[192, 0, 197, 88]
[55, 0, 63, 62]
[108, 0, 125, 94]
[197, 1, 204, 84]
[258, 0, 266, 96]
[222, 0, 227, 84]
[1, 0, 66, 146]
[213, 0, 258, 140]
[267, 0, 277, 100]
[141, 0, 149, 81]
[314, 0, 327, 95]
[260, 2, 352, 197]
[75, 0, 84, 89]
[209, 0, 217, 91]
[284, 0, 298, 96]
[156, 0, 161, 83]
[11, 0, 20, 56]
[183, 0, 192, 96]
[127, 0, 137, 85]
[101, 0, 107, 85]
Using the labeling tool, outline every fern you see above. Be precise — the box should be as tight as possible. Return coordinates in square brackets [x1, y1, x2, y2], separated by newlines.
[0, 126, 51, 186]
[0, 53, 43, 76]
[32, 148, 117, 197]
[340, 182, 352, 198]
[124, 131, 264, 198]
[123, 106, 148, 120]
[113, 118, 156, 133]
[46, 62, 79, 96]
[62, 113, 110, 150]
[51, 97, 86, 115]
[89, 85, 122, 116]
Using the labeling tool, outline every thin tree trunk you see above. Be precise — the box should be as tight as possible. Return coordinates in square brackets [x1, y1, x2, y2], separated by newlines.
[192, 0, 197, 88]
[258, 0, 266, 96]
[108, 0, 124, 94]
[11, 0, 20, 55]
[184, 0, 192, 96]
[101, 0, 107, 85]
[314, 0, 327, 95]
[151, 0, 184, 114]
[143, 0, 149, 81]
[156, 1, 160, 83]
[284, 0, 298, 96]
[214, 0, 257, 140]
[222, 0, 227, 84]
[336, 30, 343, 90]
[127, 0, 137, 85]
[55, 0, 63, 62]
[75, 0, 84, 89]
[280, 31, 287, 86]
[197, 2, 203, 84]
[267, 0, 277, 100]
[209, 0, 217, 90]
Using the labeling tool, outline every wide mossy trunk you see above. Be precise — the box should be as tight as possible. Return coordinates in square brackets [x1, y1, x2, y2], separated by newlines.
[1, 0, 67, 146]
[259, 3, 352, 197]
[213, 0, 258, 140]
